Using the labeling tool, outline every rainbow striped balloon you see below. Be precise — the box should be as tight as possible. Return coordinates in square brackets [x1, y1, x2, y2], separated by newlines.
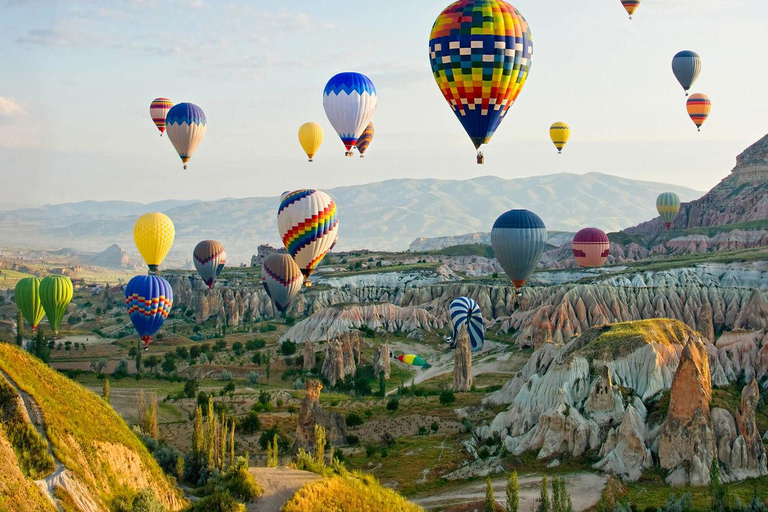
[686, 93, 711, 132]
[656, 192, 681, 229]
[149, 98, 173, 136]
[277, 190, 339, 283]
[620, 0, 640, 19]
[356, 123, 374, 157]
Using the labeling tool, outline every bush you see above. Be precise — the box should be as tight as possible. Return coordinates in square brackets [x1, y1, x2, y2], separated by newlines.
[345, 412, 363, 427]
[280, 340, 297, 356]
[346, 435, 359, 446]
[386, 398, 399, 411]
[189, 490, 245, 512]
[365, 445, 377, 458]
[251, 352, 262, 365]
[228, 467, 262, 501]
[240, 411, 260, 435]
[184, 379, 199, 398]
[381, 432, 395, 447]
[246, 339, 266, 350]
[232, 342, 244, 356]
[418, 426, 428, 435]
[247, 371, 259, 385]
[439, 389, 456, 406]
[113, 359, 129, 380]
[175, 346, 189, 360]
[220, 370, 233, 381]
[430, 421, 439, 433]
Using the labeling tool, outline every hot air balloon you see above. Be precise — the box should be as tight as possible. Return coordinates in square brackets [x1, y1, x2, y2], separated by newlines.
[429, 0, 533, 163]
[261, 254, 303, 313]
[15, 277, 45, 332]
[323, 72, 377, 156]
[149, 98, 173, 136]
[298, 122, 324, 162]
[686, 93, 711, 131]
[672, 51, 702, 96]
[656, 193, 681, 229]
[450, 297, 484, 352]
[620, 0, 640, 19]
[356, 123, 374, 158]
[134, 213, 175, 272]
[125, 275, 173, 350]
[397, 354, 431, 368]
[572, 228, 610, 268]
[166, 102, 207, 170]
[550, 122, 570, 154]
[40, 276, 73, 337]
[491, 209, 547, 294]
[277, 189, 339, 284]
[193, 240, 226, 289]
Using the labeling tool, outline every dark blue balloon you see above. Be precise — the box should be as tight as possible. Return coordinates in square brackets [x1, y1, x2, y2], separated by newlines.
[125, 275, 173, 349]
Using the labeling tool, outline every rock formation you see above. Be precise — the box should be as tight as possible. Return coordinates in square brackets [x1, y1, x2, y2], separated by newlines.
[292, 379, 346, 454]
[321, 336, 356, 387]
[453, 324, 472, 392]
[373, 341, 391, 379]
[658, 341, 715, 486]
[596, 405, 653, 481]
[303, 338, 316, 371]
[732, 379, 768, 479]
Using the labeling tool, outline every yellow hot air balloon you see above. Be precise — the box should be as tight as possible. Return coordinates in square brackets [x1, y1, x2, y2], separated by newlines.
[550, 122, 570, 154]
[134, 213, 175, 272]
[298, 122, 324, 162]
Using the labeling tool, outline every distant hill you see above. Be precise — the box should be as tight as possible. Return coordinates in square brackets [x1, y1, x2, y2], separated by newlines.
[0, 173, 701, 264]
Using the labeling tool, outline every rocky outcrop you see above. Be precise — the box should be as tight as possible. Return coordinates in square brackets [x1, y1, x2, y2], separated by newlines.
[292, 380, 346, 454]
[584, 366, 624, 425]
[303, 338, 316, 371]
[732, 379, 768, 479]
[735, 289, 768, 331]
[697, 302, 716, 343]
[453, 324, 472, 392]
[321, 336, 357, 387]
[596, 405, 653, 481]
[658, 341, 715, 486]
[373, 342, 391, 380]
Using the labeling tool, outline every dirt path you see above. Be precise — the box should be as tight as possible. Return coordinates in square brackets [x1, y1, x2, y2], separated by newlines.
[247, 467, 320, 512]
[412, 472, 607, 512]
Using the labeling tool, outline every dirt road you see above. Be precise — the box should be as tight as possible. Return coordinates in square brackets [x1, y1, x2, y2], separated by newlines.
[247, 467, 320, 512]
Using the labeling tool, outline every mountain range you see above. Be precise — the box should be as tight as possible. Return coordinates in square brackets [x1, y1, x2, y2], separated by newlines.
[0, 173, 701, 264]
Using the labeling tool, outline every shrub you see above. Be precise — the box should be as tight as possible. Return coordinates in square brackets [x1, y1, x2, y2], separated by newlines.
[386, 398, 399, 411]
[418, 426, 428, 435]
[220, 370, 233, 381]
[113, 359, 129, 380]
[184, 379, 199, 398]
[365, 445, 377, 458]
[246, 339, 266, 350]
[381, 432, 395, 447]
[430, 421, 439, 433]
[439, 389, 455, 406]
[346, 435, 359, 446]
[251, 352, 262, 365]
[227, 467, 262, 501]
[280, 340, 297, 356]
[247, 371, 259, 385]
[189, 490, 245, 512]
[345, 412, 363, 427]
[175, 346, 189, 360]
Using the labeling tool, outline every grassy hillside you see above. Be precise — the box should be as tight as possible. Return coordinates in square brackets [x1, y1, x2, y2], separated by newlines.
[0, 343, 185, 511]
[0, 430, 55, 512]
[567, 319, 692, 360]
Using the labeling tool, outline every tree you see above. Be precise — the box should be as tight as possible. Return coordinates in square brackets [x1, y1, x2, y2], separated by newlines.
[439, 389, 456, 405]
[552, 477, 561, 512]
[16, 310, 23, 346]
[538, 476, 550, 512]
[32, 328, 50, 363]
[386, 398, 399, 411]
[184, 379, 199, 398]
[265, 350, 273, 383]
[485, 477, 495, 512]
[710, 458, 728, 512]
[314, 424, 326, 465]
[241, 411, 260, 435]
[193, 405, 204, 463]
[378, 372, 386, 397]
[280, 340, 297, 356]
[143, 355, 160, 374]
[138, 391, 159, 439]
[161, 355, 176, 375]
[506, 471, 519, 512]
[103, 379, 110, 405]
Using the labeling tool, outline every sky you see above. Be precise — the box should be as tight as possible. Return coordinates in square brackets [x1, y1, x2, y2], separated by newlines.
[0, 0, 766, 207]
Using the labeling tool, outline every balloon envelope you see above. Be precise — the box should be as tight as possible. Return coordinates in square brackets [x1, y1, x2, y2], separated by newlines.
[398, 354, 430, 367]
[656, 193, 681, 229]
[125, 275, 173, 349]
[672, 51, 702, 95]
[298, 122, 324, 161]
[15, 277, 45, 331]
[428, 0, 533, 151]
[149, 98, 173, 135]
[166, 102, 207, 169]
[491, 209, 547, 290]
[356, 123, 374, 156]
[620, 0, 640, 18]
[450, 297, 484, 352]
[134, 213, 175, 272]
[686, 93, 711, 131]
[261, 254, 303, 313]
[323, 72, 377, 153]
[572, 228, 610, 268]
[277, 190, 339, 281]
[193, 240, 226, 289]
[550, 122, 570, 153]
[40, 276, 73, 336]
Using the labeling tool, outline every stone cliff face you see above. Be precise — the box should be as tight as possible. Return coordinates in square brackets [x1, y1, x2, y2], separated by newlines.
[292, 380, 346, 454]
[453, 324, 472, 392]
[320, 333, 358, 387]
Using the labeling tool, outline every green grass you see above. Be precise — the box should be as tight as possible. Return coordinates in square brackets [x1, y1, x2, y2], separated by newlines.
[567, 319, 691, 360]
[624, 474, 768, 509]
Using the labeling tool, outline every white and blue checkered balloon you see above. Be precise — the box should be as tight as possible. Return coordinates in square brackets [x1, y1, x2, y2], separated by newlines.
[450, 297, 484, 352]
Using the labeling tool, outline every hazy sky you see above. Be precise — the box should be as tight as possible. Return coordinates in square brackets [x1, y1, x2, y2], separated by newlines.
[1, 0, 765, 207]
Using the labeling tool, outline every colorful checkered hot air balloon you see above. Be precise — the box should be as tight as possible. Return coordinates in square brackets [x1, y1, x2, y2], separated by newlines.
[450, 297, 484, 352]
[672, 51, 702, 96]
[572, 228, 610, 268]
[428, 0, 533, 163]
[134, 213, 175, 272]
[550, 122, 570, 154]
[149, 98, 173, 136]
[686, 93, 711, 132]
[166, 102, 207, 170]
[262, 254, 303, 313]
[277, 190, 339, 285]
[15, 277, 45, 332]
[620, 0, 640, 19]
[193, 240, 226, 289]
[355, 123, 374, 158]
[125, 275, 173, 350]
[323, 73, 377, 156]
[656, 193, 681, 229]
[491, 209, 547, 294]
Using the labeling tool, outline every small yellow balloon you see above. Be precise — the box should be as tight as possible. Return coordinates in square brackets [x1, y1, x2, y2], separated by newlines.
[550, 122, 570, 154]
[134, 213, 175, 272]
[298, 122, 324, 162]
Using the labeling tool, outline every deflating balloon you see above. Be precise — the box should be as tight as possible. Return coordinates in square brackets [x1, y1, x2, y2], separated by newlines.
[166, 102, 207, 170]
[193, 240, 226, 289]
[356, 123, 374, 157]
[323, 73, 377, 156]
[491, 209, 547, 293]
[450, 297, 484, 352]
[572, 228, 610, 268]
[40, 276, 73, 337]
[134, 213, 175, 272]
[656, 193, 681, 229]
[261, 254, 303, 313]
[125, 275, 173, 350]
[298, 122, 324, 162]
[149, 98, 173, 136]
[15, 277, 45, 332]
[277, 190, 339, 283]
[620, 0, 640, 19]
[686, 93, 711, 131]
[549, 122, 570, 154]
[429, 0, 533, 160]
[397, 354, 430, 368]
[672, 51, 702, 96]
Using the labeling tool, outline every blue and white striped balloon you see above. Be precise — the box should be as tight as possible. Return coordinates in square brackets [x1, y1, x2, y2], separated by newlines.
[450, 297, 484, 352]
[323, 72, 377, 156]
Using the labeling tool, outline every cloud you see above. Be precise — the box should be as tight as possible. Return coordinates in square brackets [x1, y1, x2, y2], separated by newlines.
[17, 27, 97, 47]
[0, 97, 24, 116]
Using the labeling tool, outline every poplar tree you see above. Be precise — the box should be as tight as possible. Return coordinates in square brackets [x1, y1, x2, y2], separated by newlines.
[506, 471, 519, 512]
[538, 476, 550, 512]
[485, 477, 495, 512]
[102, 379, 110, 405]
